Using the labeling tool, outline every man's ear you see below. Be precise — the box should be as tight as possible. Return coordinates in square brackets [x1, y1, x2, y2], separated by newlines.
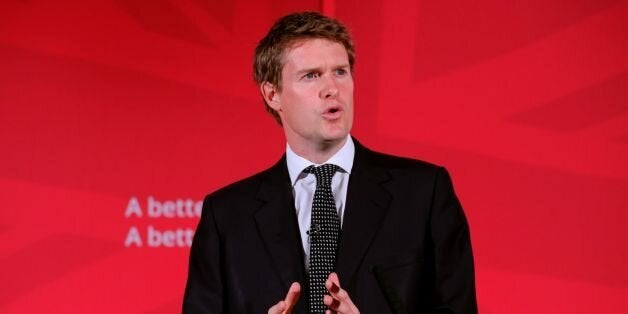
[260, 82, 281, 112]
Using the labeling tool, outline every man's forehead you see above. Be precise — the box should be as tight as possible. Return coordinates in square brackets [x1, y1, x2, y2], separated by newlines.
[281, 38, 349, 67]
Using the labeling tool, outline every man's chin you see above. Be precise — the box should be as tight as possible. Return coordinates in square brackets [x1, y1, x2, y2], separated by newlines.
[320, 132, 349, 145]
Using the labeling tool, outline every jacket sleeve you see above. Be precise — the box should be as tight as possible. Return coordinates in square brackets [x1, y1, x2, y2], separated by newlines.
[183, 195, 223, 313]
[429, 167, 478, 314]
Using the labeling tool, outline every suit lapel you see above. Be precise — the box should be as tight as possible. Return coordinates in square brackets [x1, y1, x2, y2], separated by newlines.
[254, 157, 306, 291]
[336, 142, 392, 288]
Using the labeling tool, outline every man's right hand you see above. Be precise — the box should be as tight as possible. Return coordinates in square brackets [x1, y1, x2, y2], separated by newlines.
[268, 282, 301, 314]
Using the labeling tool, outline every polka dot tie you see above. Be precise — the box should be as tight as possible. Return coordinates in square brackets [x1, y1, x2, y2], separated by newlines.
[304, 164, 341, 314]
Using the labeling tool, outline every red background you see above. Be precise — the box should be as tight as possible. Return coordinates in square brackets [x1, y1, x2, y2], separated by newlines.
[1, 0, 627, 313]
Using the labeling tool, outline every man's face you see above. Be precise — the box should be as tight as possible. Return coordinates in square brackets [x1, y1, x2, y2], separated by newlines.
[269, 38, 354, 150]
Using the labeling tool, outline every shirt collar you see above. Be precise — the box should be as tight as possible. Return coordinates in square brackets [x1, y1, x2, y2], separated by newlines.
[286, 135, 355, 186]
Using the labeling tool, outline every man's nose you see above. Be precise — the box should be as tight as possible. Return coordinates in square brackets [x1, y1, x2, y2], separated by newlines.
[320, 75, 339, 99]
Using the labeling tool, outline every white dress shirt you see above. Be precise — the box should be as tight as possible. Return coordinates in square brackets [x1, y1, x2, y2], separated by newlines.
[286, 135, 355, 269]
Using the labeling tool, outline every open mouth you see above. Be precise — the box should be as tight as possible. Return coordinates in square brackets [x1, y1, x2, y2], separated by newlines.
[323, 107, 342, 120]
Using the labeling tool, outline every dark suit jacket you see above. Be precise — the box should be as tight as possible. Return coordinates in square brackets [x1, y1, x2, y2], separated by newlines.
[183, 141, 477, 313]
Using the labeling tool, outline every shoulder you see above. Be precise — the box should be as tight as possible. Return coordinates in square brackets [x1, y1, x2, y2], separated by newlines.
[201, 157, 288, 213]
[355, 140, 447, 179]
[204, 163, 279, 202]
[205, 171, 264, 203]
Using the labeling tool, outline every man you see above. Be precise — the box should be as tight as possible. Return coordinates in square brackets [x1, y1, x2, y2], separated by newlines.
[183, 12, 477, 313]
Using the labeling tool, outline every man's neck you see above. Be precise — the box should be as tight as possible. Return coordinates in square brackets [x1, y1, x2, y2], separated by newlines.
[287, 137, 348, 165]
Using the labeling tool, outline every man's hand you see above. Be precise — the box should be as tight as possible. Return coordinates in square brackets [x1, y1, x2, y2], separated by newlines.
[268, 282, 301, 314]
[323, 272, 360, 314]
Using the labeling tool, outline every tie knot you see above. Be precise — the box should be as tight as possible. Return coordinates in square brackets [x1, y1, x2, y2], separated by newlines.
[304, 164, 339, 187]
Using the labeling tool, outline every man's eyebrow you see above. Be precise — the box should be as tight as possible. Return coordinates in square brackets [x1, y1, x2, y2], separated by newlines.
[295, 64, 350, 76]
[333, 63, 351, 69]
[295, 67, 322, 76]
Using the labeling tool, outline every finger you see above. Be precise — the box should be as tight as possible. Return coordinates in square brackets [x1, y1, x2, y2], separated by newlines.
[324, 294, 342, 311]
[325, 273, 359, 313]
[325, 294, 357, 314]
[267, 300, 285, 314]
[283, 282, 301, 311]
[328, 272, 340, 287]
[325, 273, 347, 301]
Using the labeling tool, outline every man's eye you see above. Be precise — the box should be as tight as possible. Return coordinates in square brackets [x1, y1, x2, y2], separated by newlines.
[336, 69, 347, 76]
[304, 72, 319, 79]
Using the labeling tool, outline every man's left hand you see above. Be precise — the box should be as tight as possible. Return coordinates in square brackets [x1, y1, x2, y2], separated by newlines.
[323, 272, 360, 314]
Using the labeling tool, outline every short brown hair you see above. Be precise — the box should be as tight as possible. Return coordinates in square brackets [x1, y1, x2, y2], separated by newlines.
[253, 12, 355, 124]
